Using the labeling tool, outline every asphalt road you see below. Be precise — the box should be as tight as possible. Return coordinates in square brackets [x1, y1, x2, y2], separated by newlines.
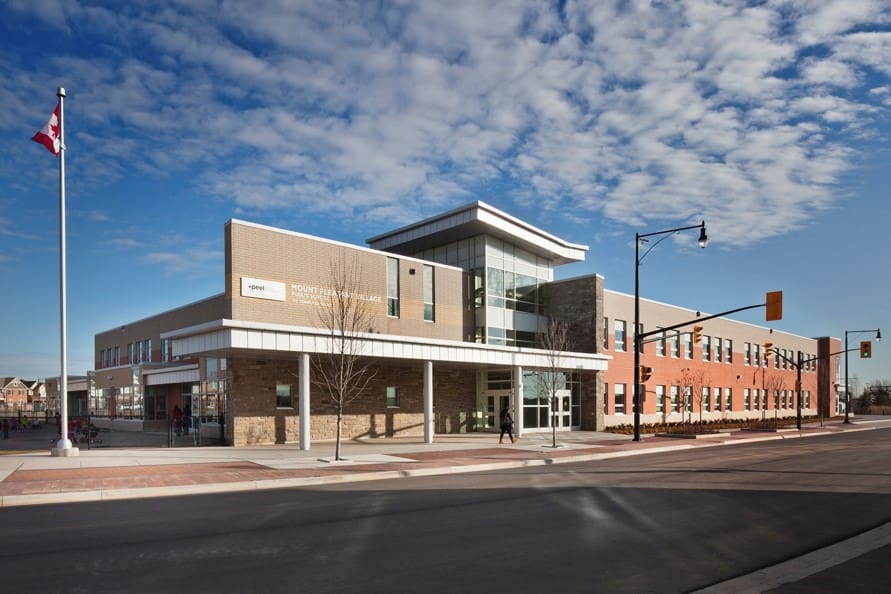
[0, 428, 887, 593]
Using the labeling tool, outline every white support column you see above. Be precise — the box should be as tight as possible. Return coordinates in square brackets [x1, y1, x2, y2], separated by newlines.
[513, 365, 523, 438]
[424, 360, 434, 444]
[299, 352, 310, 450]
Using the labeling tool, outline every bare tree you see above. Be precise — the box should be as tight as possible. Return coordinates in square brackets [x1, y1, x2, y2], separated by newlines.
[764, 373, 786, 424]
[539, 317, 571, 448]
[313, 255, 378, 461]
[679, 367, 709, 425]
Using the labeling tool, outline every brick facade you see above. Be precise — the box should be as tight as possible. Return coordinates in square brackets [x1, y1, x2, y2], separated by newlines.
[227, 358, 478, 445]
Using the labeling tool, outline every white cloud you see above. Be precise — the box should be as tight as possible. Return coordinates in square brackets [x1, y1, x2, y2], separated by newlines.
[3, 0, 889, 250]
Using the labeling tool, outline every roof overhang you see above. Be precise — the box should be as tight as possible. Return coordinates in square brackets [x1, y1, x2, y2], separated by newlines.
[366, 201, 588, 265]
[164, 320, 609, 371]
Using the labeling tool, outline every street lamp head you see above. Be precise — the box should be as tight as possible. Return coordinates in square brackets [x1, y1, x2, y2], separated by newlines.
[698, 221, 708, 248]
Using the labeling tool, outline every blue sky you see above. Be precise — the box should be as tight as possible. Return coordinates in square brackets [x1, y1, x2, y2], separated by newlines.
[1, 0, 889, 394]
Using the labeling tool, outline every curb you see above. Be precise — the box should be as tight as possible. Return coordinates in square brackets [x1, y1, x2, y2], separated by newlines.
[0, 425, 879, 508]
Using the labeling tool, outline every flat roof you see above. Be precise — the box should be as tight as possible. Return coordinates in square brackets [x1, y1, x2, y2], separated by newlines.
[366, 201, 588, 266]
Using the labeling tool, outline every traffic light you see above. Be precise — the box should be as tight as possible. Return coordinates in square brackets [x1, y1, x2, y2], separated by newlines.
[860, 340, 872, 359]
[764, 342, 773, 358]
[766, 291, 783, 321]
[640, 366, 653, 383]
[692, 325, 703, 345]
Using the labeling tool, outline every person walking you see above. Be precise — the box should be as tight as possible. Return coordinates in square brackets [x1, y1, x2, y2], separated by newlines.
[499, 406, 516, 444]
[173, 405, 183, 436]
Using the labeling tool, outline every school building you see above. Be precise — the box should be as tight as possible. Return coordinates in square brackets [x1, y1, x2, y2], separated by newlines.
[90, 201, 841, 446]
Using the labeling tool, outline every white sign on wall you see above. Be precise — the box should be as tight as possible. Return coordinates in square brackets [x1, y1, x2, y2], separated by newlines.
[241, 277, 286, 301]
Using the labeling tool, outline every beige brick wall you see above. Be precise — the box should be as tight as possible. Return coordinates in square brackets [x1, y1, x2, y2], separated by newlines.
[226, 221, 469, 341]
[94, 294, 228, 374]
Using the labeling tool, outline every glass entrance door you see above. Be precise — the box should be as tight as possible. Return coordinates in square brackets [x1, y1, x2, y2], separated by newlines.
[555, 389, 572, 428]
[484, 392, 512, 430]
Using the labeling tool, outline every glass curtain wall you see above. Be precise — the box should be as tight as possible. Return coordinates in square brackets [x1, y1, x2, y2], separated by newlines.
[415, 235, 552, 347]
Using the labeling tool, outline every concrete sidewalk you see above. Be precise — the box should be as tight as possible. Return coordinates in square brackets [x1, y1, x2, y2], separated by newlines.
[1, 419, 887, 507]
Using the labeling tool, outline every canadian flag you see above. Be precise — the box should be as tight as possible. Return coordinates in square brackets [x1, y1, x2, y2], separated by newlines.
[32, 104, 61, 155]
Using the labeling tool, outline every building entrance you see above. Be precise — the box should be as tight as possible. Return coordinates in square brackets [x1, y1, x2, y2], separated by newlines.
[554, 389, 572, 428]
[483, 392, 512, 431]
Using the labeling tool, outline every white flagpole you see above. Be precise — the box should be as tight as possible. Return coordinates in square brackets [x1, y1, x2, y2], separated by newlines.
[52, 87, 77, 456]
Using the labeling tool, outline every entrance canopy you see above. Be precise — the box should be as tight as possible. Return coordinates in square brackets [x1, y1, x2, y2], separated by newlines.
[164, 319, 609, 371]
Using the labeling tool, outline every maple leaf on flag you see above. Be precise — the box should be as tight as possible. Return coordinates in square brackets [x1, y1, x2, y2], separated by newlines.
[32, 104, 61, 155]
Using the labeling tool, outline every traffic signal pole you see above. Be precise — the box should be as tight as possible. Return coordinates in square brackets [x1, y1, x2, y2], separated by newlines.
[631, 296, 779, 441]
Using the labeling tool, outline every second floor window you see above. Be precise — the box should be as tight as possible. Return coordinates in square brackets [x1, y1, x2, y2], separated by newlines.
[423, 265, 435, 322]
[614, 320, 627, 352]
[387, 257, 400, 317]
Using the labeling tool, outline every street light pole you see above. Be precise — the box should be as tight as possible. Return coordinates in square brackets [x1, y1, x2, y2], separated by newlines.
[633, 221, 707, 441]
[844, 328, 881, 423]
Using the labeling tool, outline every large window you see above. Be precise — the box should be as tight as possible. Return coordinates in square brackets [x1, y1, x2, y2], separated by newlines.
[714, 387, 722, 411]
[656, 385, 665, 413]
[387, 257, 400, 317]
[670, 385, 679, 412]
[725, 387, 732, 411]
[726, 339, 733, 364]
[702, 335, 711, 361]
[423, 265, 435, 322]
[715, 337, 723, 363]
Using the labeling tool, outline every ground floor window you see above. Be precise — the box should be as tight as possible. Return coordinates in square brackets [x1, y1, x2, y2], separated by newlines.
[614, 383, 626, 415]
[276, 384, 293, 408]
[144, 385, 169, 421]
[386, 386, 399, 408]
